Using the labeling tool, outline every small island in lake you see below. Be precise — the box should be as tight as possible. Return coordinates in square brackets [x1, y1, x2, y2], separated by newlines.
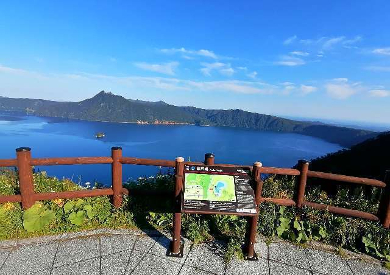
[95, 132, 105, 138]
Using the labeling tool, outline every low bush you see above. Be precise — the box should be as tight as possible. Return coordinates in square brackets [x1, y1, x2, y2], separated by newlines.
[0, 169, 134, 240]
[0, 169, 389, 264]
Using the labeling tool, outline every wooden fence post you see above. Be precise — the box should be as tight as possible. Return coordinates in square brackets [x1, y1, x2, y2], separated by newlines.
[246, 161, 263, 260]
[16, 147, 35, 209]
[170, 156, 185, 256]
[379, 170, 390, 228]
[204, 153, 215, 165]
[111, 147, 123, 208]
[296, 160, 309, 208]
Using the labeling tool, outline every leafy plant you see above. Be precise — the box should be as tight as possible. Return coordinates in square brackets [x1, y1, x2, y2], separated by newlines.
[1, 169, 390, 263]
[69, 211, 86, 226]
[23, 203, 55, 232]
[63, 199, 97, 226]
[362, 234, 384, 258]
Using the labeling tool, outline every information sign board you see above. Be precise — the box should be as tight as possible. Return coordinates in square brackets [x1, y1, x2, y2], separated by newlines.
[182, 164, 257, 215]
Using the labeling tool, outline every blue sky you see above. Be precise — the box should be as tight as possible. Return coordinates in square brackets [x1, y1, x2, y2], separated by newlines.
[0, 1, 389, 124]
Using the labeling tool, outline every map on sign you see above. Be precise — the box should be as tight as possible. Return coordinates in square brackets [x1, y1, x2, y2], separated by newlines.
[184, 174, 236, 202]
[182, 165, 257, 215]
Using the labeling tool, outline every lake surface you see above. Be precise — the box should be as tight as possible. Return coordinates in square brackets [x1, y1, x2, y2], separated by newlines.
[0, 113, 343, 186]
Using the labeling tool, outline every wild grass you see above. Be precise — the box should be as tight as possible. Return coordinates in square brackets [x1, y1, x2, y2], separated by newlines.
[0, 169, 389, 264]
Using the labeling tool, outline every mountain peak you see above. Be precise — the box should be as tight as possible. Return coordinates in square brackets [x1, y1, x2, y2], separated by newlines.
[95, 90, 113, 97]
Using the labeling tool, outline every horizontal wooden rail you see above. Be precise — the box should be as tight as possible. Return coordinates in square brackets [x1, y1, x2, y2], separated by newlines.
[259, 167, 301, 176]
[303, 201, 379, 221]
[0, 194, 22, 203]
[0, 159, 18, 167]
[120, 157, 176, 167]
[33, 189, 113, 201]
[31, 157, 113, 166]
[307, 171, 386, 188]
[0, 147, 388, 230]
[260, 197, 297, 206]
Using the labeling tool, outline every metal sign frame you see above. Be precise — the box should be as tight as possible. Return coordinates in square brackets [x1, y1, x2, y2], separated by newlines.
[182, 164, 257, 216]
[168, 153, 263, 260]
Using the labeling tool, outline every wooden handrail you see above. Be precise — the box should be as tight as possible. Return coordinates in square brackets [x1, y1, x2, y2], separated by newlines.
[303, 201, 379, 221]
[120, 157, 176, 167]
[0, 194, 22, 203]
[260, 197, 297, 207]
[259, 167, 301, 176]
[307, 170, 386, 188]
[33, 189, 113, 200]
[0, 147, 388, 229]
[0, 159, 18, 167]
[31, 157, 113, 166]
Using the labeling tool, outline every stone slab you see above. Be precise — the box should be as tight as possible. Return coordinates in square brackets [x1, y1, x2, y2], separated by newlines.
[54, 236, 100, 267]
[268, 241, 311, 270]
[306, 248, 353, 275]
[185, 242, 226, 274]
[226, 257, 269, 275]
[100, 234, 138, 256]
[130, 253, 182, 275]
[52, 258, 100, 275]
[269, 260, 311, 275]
[0, 242, 58, 274]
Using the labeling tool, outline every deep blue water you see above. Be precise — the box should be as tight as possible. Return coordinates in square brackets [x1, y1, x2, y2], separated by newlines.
[0, 113, 343, 186]
[214, 182, 226, 197]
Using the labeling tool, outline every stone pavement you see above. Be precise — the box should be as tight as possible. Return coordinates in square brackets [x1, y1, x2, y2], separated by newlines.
[0, 229, 388, 275]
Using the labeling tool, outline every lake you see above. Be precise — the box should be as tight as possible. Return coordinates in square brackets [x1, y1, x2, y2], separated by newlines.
[0, 113, 343, 186]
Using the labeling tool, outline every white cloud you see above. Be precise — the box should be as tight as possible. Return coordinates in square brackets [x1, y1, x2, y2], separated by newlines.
[298, 36, 361, 50]
[188, 80, 274, 94]
[290, 51, 309, 56]
[160, 47, 218, 59]
[247, 71, 257, 79]
[369, 89, 390, 97]
[332, 78, 348, 82]
[372, 48, 390, 55]
[343, 36, 362, 45]
[325, 83, 355, 99]
[282, 85, 295, 95]
[283, 35, 297, 45]
[275, 56, 305, 66]
[2, 64, 388, 105]
[0, 64, 277, 98]
[322, 36, 345, 49]
[200, 62, 234, 76]
[134, 62, 179, 75]
[280, 82, 294, 86]
[325, 79, 358, 99]
[197, 49, 218, 59]
[220, 67, 235, 76]
[0, 65, 29, 74]
[237, 66, 248, 71]
[300, 85, 317, 95]
[365, 66, 390, 72]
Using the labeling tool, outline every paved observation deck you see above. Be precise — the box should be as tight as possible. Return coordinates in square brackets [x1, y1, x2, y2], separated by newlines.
[0, 229, 388, 275]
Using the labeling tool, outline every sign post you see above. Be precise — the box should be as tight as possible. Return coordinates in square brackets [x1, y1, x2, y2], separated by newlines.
[169, 154, 261, 259]
[245, 161, 263, 260]
[169, 156, 185, 257]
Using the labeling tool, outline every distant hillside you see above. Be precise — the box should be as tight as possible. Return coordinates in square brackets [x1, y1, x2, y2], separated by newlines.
[0, 91, 378, 147]
[310, 131, 390, 180]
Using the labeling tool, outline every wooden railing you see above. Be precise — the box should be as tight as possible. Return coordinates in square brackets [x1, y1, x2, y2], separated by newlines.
[0, 147, 389, 229]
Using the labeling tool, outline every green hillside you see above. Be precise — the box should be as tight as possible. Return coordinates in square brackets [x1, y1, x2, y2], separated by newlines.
[310, 131, 390, 180]
[0, 91, 378, 147]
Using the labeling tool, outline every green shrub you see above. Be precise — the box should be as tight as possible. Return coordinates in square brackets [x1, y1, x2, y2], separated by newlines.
[0, 169, 135, 240]
[0, 169, 389, 264]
